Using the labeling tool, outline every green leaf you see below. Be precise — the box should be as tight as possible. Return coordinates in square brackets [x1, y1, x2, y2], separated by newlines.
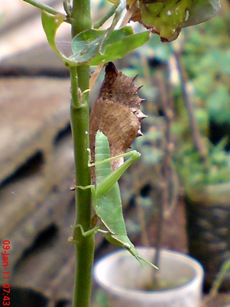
[41, 11, 149, 66]
[138, 0, 221, 41]
[41, 11, 75, 65]
[71, 27, 150, 65]
[71, 29, 105, 63]
[184, 0, 221, 27]
[140, 0, 190, 41]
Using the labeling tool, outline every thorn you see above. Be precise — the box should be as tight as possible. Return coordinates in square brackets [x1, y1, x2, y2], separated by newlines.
[137, 129, 143, 137]
[132, 74, 138, 83]
[70, 183, 75, 191]
[134, 110, 147, 120]
[138, 111, 147, 120]
[137, 85, 143, 91]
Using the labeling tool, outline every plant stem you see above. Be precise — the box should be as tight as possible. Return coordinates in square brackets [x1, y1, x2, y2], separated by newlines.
[173, 46, 207, 161]
[94, 3, 119, 29]
[23, 0, 62, 16]
[209, 258, 230, 297]
[70, 67, 94, 307]
[70, 72, 94, 306]
[70, 1, 93, 307]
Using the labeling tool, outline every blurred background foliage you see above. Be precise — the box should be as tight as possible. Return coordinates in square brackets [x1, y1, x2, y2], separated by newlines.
[112, 5, 230, 237]
[90, 2, 230, 304]
[182, 13, 230, 132]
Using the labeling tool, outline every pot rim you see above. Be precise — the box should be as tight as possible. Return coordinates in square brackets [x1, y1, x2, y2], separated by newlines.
[94, 247, 204, 298]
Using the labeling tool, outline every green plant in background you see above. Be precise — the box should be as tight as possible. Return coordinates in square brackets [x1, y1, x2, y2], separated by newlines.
[171, 9, 230, 290]
[209, 257, 230, 296]
[118, 4, 230, 291]
[21, 0, 221, 305]
[171, 11, 230, 191]
[182, 13, 230, 147]
[176, 140, 230, 191]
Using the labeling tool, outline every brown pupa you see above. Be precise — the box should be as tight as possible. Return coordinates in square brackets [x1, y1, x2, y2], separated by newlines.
[89, 62, 146, 181]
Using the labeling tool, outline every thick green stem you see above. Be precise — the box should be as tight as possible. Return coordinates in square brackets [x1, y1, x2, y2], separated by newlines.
[70, 65, 94, 307]
[71, 0, 91, 36]
[70, 1, 93, 307]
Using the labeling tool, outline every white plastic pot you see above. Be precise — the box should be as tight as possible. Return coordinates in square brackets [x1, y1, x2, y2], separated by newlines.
[94, 248, 204, 307]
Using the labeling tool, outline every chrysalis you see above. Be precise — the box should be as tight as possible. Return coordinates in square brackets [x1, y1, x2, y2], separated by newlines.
[89, 62, 146, 181]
